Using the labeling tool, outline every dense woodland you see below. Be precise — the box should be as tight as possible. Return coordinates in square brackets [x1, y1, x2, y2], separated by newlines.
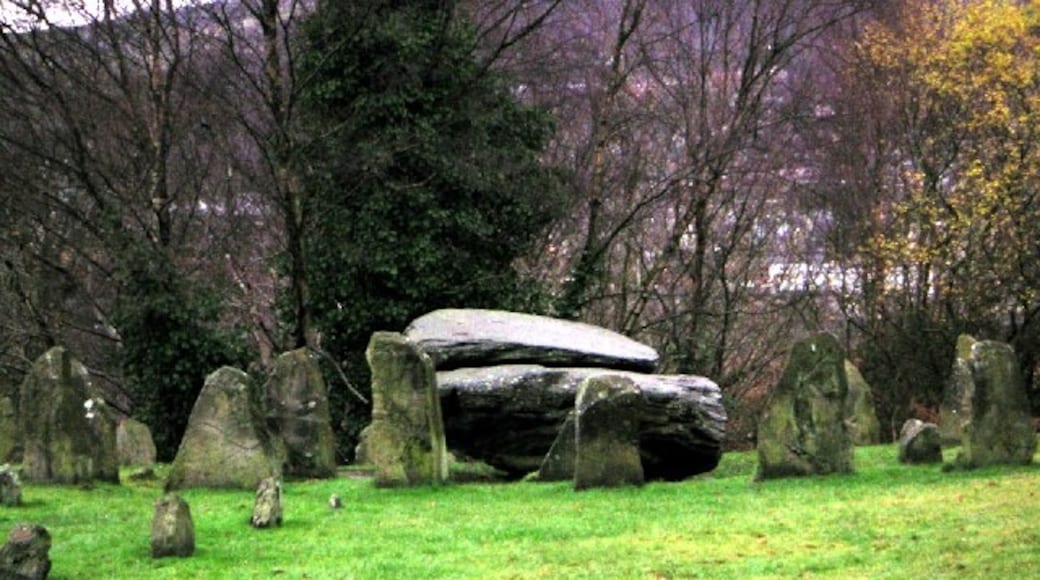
[1, 0, 1038, 460]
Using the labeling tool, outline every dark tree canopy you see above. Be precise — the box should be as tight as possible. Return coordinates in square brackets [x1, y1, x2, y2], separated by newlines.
[297, 0, 568, 453]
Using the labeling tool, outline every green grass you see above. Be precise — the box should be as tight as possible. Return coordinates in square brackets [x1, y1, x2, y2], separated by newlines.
[4, 445, 1039, 579]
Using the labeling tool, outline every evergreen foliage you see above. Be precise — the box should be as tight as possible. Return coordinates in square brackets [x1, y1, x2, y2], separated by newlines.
[114, 248, 250, 461]
[297, 0, 567, 457]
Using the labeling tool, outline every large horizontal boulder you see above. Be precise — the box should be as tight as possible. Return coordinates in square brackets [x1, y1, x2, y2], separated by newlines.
[405, 309, 659, 372]
[437, 365, 725, 480]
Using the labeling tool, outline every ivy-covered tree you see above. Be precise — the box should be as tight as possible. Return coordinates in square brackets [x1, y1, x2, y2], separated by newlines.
[297, 0, 568, 454]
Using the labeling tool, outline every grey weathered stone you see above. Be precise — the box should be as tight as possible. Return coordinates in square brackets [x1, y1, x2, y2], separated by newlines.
[265, 349, 337, 479]
[574, 375, 645, 490]
[165, 367, 283, 491]
[0, 465, 21, 507]
[954, 340, 1036, 468]
[535, 411, 576, 482]
[438, 365, 725, 480]
[898, 419, 942, 464]
[0, 397, 18, 464]
[117, 417, 157, 467]
[151, 494, 194, 558]
[939, 335, 977, 445]
[359, 332, 448, 486]
[756, 333, 853, 480]
[19, 347, 118, 485]
[404, 309, 659, 372]
[844, 360, 881, 446]
[0, 524, 50, 579]
[250, 477, 283, 528]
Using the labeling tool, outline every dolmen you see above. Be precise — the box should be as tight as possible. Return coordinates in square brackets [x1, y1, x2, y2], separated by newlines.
[402, 309, 727, 481]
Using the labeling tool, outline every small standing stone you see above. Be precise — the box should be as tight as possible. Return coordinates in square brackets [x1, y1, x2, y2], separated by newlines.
[251, 477, 283, 528]
[116, 417, 157, 467]
[898, 419, 943, 464]
[0, 524, 51, 580]
[0, 465, 21, 507]
[151, 494, 195, 558]
[573, 375, 645, 490]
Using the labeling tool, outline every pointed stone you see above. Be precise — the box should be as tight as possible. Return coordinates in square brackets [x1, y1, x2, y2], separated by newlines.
[165, 367, 283, 490]
[151, 495, 194, 558]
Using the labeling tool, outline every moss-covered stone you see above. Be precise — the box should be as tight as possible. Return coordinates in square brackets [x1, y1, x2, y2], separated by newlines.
[939, 334, 977, 446]
[18, 347, 118, 484]
[844, 360, 881, 445]
[536, 411, 576, 482]
[165, 367, 283, 490]
[265, 349, 337, 479]
[574, 375, 644, 490]
[0, 397, 18, 464]
[361, 332, 447, 486]
[756, 333, 853, 480]
[117, 417, 157, 467]
[954, 340, 1036, 469]
[898, 419, 942, 464]
[151, 494, 194, 558]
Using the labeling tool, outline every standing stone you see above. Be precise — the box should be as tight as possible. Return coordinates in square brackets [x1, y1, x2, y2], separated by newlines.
[359, 332, 448, 486]
[0, 524, 50, 579]
[0, 465, 21, 507]
[0, 396, 18, 463]
[151, 494, 194, 558]
[844, 361, 881, 445]
[536, 411, 577, 482]
[756, 333, 853, 480]
[955, 341, 1036, 468]
[574, 375, 645, 490]
[939, 335, 977, 445]
[898, 419, 942, 464]
[250, 477, 283, 528]
[265, 349, 337, 478]
[165, 367, 283, 490]
[18, 347, 118, 485]
[116, 417, 157, 467]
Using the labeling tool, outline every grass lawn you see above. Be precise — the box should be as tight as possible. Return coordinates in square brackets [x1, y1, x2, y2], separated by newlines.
[3, 444, 1039, 579]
